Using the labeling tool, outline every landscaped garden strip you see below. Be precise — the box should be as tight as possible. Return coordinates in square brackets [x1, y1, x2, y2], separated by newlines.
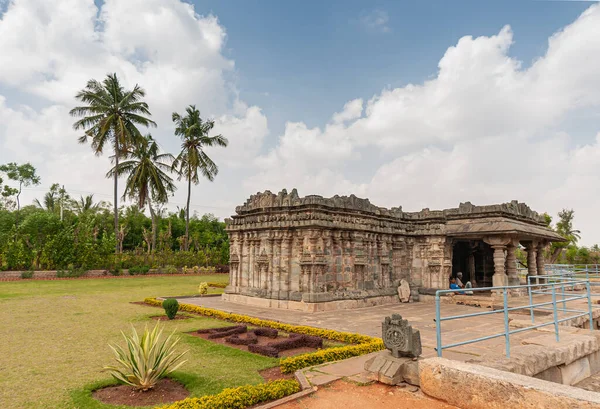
[157, 379, 301, 409]
[143, 297, 385, 373]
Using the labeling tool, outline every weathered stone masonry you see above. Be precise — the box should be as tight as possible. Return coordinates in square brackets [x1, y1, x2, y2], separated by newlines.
[224, 189, 563, 311]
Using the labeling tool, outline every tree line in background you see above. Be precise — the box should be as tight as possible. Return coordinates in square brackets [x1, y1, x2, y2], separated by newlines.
[0, 179, 229, 270]
[514, 208, 600, 266]
[0, 73, 229, 271]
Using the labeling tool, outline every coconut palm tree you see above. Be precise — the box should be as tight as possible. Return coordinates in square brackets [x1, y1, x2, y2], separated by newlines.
[34, 191, 57, 213]
[69, 73, 156, 253]
[172, 105, 228, 251]
[73, 194, 102, 215]
[107, 134, 176, 251]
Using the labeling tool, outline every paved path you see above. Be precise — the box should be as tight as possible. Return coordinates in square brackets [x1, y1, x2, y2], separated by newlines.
[176, 295, 546, 360]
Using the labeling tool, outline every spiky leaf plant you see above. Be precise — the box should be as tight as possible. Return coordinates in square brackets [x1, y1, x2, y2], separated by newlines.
[104, 323, 187, 391]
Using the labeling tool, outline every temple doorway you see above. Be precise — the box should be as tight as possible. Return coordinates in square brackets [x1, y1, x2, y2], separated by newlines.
[451, 240, 494, 288]
[452, 241, 472, 284]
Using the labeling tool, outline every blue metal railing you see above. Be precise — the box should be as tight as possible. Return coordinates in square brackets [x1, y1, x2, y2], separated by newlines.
[434, 279, 593, 358]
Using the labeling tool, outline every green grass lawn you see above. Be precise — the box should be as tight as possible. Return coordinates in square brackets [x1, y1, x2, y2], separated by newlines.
[0, 276, 279, 409]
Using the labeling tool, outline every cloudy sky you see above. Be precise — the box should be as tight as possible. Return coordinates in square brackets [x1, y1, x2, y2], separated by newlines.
[0, 0, 599, 245]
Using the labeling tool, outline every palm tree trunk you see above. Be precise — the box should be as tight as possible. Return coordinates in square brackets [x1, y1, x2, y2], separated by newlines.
[114, 139, 120, 254]
[148, 197, 156, 252]
[185, 170, 191, 251]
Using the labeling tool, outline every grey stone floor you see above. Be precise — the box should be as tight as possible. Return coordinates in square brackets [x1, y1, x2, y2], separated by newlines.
[176, 295, 553, 360]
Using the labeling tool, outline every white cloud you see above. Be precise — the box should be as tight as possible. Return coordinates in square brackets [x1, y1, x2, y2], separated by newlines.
[332, 99, 363, 124]
[2, 0, 600, 247]
[0, 0, 266, 214]
[359, 9, 391, 34]
[249, 4, 600, 245]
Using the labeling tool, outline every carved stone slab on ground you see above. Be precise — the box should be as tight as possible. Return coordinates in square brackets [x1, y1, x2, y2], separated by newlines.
[383, 313, 422, 358]
[364, 314, 422, 386]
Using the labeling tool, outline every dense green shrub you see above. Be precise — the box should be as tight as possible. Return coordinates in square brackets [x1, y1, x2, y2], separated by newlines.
[109, 267, 122, 276]
[128, 265, 150, 275]
[20, 271, 34, 279]
[163, 298, 179, 320]
[0, 203, 230, 271]
[161, 265, 178, 274]
[198, 282, 208, 295]
[56, 267, 87, 278]
[158, 379, 300, 409]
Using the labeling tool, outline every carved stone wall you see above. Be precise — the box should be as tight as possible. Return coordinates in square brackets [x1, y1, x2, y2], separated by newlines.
[224, 189, 559, 309]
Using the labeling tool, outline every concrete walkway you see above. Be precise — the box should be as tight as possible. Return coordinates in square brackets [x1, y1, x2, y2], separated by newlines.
[176, 295, 553, 360]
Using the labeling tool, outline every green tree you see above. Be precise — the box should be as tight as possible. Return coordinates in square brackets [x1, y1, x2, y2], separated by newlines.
[70, 73, 156, 253]
[107, 134, 175, 251]
[556, 209, 581, 244]
[34, 183, 70, 220]
[72, 194, 102, 215]
[172, 105, 228, 250]
[547, 209, 582, 263]
[0, 162, 41, 229]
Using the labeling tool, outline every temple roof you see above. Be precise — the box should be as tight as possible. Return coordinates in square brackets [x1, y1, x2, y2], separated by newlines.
[231, 189, 565, 242]
[445, 217, 565, 241]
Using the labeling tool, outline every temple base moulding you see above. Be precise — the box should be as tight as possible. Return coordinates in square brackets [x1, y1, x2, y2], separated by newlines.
[221, 293, 400, 312]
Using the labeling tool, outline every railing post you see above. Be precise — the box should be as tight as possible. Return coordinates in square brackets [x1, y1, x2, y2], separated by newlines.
[552, 284, 559, 343]
[435, 292, 442, 357]
[562, 280, 567, 312]
[586, 265, 590, 281]
[528, 281, 535, 324]
[587, 282, 594, 332]
[503, 288, 511, 358]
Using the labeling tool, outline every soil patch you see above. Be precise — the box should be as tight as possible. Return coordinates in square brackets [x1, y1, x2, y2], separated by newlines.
[259, 366, 295, 382]
[277, 379, 459, 409]
[151, 315, 190, 321]
[190, 330, 323, 357]
[93, 378, 189, 407]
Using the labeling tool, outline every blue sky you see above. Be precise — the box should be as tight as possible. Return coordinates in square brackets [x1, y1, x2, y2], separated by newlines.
[192, 0, 592, 144]
[1, 0, 600, 244]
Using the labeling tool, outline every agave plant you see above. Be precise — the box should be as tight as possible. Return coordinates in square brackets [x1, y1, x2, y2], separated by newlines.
[104, 323, 187, 391]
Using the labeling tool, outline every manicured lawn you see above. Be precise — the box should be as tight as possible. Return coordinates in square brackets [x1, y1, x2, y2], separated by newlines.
[0, 276, 279, 409]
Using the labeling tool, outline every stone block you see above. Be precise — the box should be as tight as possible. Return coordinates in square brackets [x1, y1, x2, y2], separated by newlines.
[534, 366, 563, 384]
[589, 350, 600, 375]
[559, 357, 591, 386]
[420, 357, 600, 409]
[364, 351, 421, 386]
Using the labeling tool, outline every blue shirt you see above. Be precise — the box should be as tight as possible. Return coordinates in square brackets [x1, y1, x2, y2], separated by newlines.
[450, 283, 461, 290]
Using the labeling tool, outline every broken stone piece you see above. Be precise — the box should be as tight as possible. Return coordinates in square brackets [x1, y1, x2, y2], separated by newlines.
[398, 279, 411, 303]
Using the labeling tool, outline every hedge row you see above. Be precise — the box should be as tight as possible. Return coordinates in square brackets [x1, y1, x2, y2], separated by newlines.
[157, 379, 300, 409]
[144, 297, 384, 373]
[206, 282, 227, 288]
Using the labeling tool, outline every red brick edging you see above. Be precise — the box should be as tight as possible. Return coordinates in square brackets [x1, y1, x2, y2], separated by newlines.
[0, 272, 227, 282]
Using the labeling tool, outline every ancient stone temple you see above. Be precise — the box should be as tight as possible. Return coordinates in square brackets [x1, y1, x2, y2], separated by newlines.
[223, 189, 563, 312]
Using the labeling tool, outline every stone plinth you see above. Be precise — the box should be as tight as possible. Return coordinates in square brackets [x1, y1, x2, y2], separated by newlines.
[364, 350, 420, 386]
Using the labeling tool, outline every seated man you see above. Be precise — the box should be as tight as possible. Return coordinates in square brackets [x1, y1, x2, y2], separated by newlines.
[464, 281, 474, 296]
[449, 277, 461, 292]
[456, 272, 465, 288]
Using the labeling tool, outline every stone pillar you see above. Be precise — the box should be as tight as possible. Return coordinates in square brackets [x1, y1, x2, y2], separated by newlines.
[525, 242, 538, 285]
[467, 251, 477, 287]
[491, 245, 508, 287]
[272, 237, 282, 293]
[241, 233, 249, 288]
[506, 242, 519, 287]
[267, 237, 274, 291]
[536, 242, 546, 284]
[280, 232, 292, 293]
